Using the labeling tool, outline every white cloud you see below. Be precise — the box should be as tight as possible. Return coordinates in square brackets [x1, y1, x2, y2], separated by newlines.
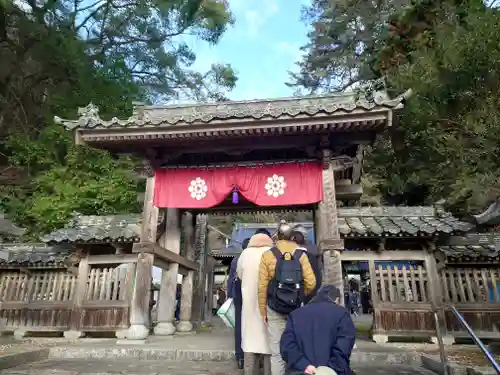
[277, 41, 302, 61]
[244, 10, 261, 37]
[234, 0, 280, 38]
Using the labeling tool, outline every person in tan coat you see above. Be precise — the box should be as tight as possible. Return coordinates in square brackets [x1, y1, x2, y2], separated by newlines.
[258, 221, 316, 375]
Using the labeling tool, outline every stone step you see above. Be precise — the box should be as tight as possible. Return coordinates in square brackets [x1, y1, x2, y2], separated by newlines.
[2, 359, 437, 375]
[48, 346, 422, 365]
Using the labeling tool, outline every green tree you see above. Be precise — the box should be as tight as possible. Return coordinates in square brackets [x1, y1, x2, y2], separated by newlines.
[2, 125, 143, 237]
[291, 0, 500, 213]
[0, 0, 238, 237]
[367, 6, 500, 214]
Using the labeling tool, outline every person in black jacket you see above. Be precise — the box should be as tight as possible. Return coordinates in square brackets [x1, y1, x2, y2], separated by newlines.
[280, 285, 356, 375]
[227, 237, 250, 369]
[291, 224, 322, 303]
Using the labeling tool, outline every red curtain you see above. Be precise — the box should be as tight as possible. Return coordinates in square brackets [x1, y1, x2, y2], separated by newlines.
[153, 162, 323, 208]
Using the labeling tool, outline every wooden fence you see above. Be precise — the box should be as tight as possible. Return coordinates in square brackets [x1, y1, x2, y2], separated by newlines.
[371, 261, 435, 337]
[440, 267, 500, 338]
[0, 254, 138, 334]
[367, 259, 500, 340]
[0, 271, 77, 332]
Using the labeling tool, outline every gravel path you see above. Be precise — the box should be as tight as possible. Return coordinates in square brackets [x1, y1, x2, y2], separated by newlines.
[2, 359, 437, 375]
[0, 338, 73, 356]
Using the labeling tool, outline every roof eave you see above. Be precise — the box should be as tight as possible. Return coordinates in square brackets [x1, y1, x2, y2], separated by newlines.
[75, 109, 393, 145]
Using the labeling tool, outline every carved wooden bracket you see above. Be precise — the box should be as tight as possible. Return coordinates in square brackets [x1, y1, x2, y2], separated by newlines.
[377, 239, 386, 253]
[330, 155, 356, 171]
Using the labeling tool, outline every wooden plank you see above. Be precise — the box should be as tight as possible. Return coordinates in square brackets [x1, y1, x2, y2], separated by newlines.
[129, 252, 154, 328]
[81, 300, 128, 308]
[87, 254, 138, 265]
[481, 269, 490, 302]
[0, 301, 73, 309]
[133, 242, 199, 271]
[141, 176, 159, 243]
[341, 250, 426, 261]
[378, 265, 387, 302]
[70, 256, 89, 330]
[402, 267, 411, 301]
[464, 269, 475, 303]
[449, 270, 459, 303]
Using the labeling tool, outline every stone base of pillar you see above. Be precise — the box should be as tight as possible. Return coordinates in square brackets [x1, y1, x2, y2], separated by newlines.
[115, 329, 129, 339]
[372, 334, 388, 344]
[126, 324, 149, 340]
[117, 339, 146, 345]
[176, 321, 193, 332]
[154, 321, 176, 335]
[431, 335, 455, 346]
[63, 330, 85, 340]
[13, 329, 28, 340]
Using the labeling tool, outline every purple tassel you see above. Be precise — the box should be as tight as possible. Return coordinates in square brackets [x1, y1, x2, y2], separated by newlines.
[232, 187, 239, 204]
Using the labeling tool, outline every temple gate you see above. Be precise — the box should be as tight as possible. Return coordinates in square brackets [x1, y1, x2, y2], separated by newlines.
[55, 89, 410, 340]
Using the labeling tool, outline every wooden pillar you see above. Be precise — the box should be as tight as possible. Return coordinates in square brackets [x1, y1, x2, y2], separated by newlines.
[424, 243, 454, 344]
[154, 208, 181, 335]
[316, 148, 344, 304]
[63, 254, 88, 339]
[178, 212, 196, 332]
[128, 175, 157, 340]
[191, 214, 208, 329]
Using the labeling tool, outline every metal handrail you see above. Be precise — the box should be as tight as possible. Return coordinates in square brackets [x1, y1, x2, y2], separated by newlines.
[433, 310, 451, 375]
[451, 305, 500, 374]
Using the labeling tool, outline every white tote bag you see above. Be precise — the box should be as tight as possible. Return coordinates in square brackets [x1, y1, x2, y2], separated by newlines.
[216, 298, 235, 328]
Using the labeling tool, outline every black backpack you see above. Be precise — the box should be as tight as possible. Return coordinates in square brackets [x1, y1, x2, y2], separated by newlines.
[267, 247, 305, 315]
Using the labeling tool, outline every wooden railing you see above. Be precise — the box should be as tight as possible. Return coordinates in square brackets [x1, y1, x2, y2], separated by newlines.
[440, 267, 500, 338]
[0, 271, 77, 331]
[0, 254, 139, 334]
[371, 262, 435, 337]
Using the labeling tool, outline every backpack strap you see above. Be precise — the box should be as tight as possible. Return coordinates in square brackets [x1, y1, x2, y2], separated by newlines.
[293, 248, 305, 261]
[270, 247, 282, 261]
[270, 247, 284, 279]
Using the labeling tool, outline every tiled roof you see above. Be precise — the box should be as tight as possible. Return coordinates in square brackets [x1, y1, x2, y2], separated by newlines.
[54, 90, 410, 130]
[41, 214, 141, 244]
[439, 244, 500, 259]
[227, 207, 472, 244]
[0, 244, 73, 268]
[439, 233, 500, 259]
[337, 207, 473, 237]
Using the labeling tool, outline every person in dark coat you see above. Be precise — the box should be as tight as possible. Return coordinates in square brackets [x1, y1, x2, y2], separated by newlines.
[291, 224, 322, 303]
[174, 284, 181, 321]
[280, 285, 356, 375]
[227, 237, 251, 369]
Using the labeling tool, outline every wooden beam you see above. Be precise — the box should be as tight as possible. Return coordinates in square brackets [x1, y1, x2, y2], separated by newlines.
[335, 184, 363, 200]
[340, 250, 426, 261]
[87, 254, 138, 264]
[133, 242, 199, 271]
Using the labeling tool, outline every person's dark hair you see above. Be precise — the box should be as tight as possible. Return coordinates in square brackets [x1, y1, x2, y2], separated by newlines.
[310, 284, 341, 304]
[255, 228, 271, 237]
[291, 231, 305, 245]
[241, 238, 251, 249]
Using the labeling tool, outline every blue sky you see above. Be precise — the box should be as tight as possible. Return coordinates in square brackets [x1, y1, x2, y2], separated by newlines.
[185, 0, 311, 100]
